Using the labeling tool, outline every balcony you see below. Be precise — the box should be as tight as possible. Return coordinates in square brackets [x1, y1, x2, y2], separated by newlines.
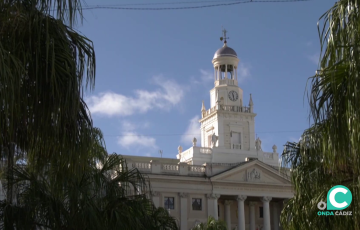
[215, 79, 238, 86]
[176, 147, 213, 162]
[129, 161, 206, 177]
[202, 105, 252, 118]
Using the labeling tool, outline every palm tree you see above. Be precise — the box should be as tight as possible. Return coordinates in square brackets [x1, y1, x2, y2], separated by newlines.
[0, 130, 178, 229]
[191, 216, 227, 230]
[0, 0, 96, 172]
[281, 0, 360, 229]
[0, 1, 179, 229]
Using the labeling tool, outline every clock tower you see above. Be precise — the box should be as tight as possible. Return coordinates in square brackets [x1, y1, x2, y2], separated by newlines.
[200, 29, 256, 151]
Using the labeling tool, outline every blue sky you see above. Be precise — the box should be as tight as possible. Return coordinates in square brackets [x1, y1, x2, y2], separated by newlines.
[77, 0, 335, 159]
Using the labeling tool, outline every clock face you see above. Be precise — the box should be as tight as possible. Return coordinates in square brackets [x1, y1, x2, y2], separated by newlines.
[228, 90, 239, 101]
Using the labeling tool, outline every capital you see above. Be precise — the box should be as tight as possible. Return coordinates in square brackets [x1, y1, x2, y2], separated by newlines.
[237, 195, 247, 202]
[249, 201, 257, 207]
[178, 192, 188, 198]
[224, 200, 233, 206]
[206, 193, 220, 200]
[261, 196, 272, 202]
[151, 191, 160, 197]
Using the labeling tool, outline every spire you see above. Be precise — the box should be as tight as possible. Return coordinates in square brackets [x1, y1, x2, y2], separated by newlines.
[249, 93, 253, 106]
[201, 100, 206, 111]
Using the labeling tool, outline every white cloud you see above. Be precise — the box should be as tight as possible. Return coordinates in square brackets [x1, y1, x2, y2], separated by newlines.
[237, 62, 251, 83]
[181, 115, 201, 145]
[86, 76, 184, 117]
[117, 132, 157, 149]
[121, 120, 150, 131]
[306, 41, 313, 46]
[190, 69, 213, 85]
[308, 53, 320, 65]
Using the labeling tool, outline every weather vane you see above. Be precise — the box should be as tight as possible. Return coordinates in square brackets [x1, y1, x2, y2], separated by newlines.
[220, 27, 229, 43]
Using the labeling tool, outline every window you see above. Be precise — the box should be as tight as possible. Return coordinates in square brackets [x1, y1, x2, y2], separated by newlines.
[231, 132, 241, 149]
[164, 197, 174, 210]
[259, 207, 263, 218]
[192, 198, 202, 210]
[208, 135, 212, 147]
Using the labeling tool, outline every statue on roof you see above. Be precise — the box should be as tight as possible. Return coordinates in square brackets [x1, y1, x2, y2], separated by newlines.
[255, 137, 262, 151]
[211, 133, 218, 147]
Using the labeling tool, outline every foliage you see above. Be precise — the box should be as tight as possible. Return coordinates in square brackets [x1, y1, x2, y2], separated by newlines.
[281, 0, 360, 229]
[0, 1, 179, 229]
[0, 151, 178, 229]
[0, 0, 95, 171]
[191, 216, 227, 230]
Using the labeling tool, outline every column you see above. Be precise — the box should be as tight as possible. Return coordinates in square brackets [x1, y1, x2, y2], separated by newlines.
[214, 67, 216, 81]
[151, 191, 160, 208]
[262, 196, 272, 230]
[273, 202, 279, 230]
[179, 193, 188, 230]
[225, 64, 228, 79]
[237, 195, 247, 230]
[224, 200, 233, 230]
[249, 202, 256, 230]
[207, 194, 220, 220]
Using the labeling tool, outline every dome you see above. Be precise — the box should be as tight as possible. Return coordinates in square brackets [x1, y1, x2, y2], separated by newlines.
[213, 43, 237, 59]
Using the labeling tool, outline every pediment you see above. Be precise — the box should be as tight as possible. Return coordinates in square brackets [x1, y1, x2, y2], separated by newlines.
[211, 160, 291, 185]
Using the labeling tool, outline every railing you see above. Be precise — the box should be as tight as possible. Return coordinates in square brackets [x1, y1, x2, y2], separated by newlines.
[133, 162, 151, 170]
[215, 79, 238, 86]
[220, 105, 251, 113]
[162, 164, 179, 171]
[202, 105, 251, 118]
[202, 106, 217, 117]
[263, 152, 273, 159]
[199, 147, 212, 154]
[179, 148, 193, 161]
[232, 144, 241, 150]
[130, 161, 206, 176]
[189, 165, 206, 173]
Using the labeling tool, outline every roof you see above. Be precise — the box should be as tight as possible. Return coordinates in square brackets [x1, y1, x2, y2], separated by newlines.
[213, 43, 237, 59]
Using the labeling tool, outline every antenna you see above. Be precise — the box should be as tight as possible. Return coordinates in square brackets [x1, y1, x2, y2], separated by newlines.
[159, 150, 163, 158]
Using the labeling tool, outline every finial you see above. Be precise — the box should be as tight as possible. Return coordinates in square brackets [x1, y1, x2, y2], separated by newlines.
[220, 27, 229, 45]
[201, 100, 206, 111]
[249, 93, 253, 106]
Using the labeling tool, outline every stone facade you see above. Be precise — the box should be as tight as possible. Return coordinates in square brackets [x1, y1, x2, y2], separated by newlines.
[122, 32, 293, 230]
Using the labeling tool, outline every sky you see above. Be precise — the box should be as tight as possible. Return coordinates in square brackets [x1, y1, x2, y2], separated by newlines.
[76, 0, 336, 159]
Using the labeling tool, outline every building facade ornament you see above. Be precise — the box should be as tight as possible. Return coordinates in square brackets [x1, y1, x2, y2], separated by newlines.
[206, 193, 220, 200]
[237, 195, 247, 201]
[151, 191, 160, 197]
[224, 200, 233, 206]
[272, 145, 277, 153]
[193, 137, 197, 147]
[249, 201, 257, 207]
[247, 168, 261, 181]
[211, 133, 218, 147]
[178, 192, 188, 198]
[255, 137, 262, 151]
[178, 145, 183, 154]
[261, 196, 272, 202]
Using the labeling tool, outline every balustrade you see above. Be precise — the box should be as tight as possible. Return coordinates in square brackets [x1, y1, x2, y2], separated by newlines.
[263, 152, 273, 159]
[199, 147, 212, 154]
[202, 105, 251, 118]
[162, 164, 179, 171]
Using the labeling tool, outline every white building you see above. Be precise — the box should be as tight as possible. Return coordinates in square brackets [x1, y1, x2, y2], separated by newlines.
[123, 31, 293, 230]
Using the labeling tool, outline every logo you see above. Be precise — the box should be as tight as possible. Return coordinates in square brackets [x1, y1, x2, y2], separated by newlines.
[317, 185, 352, 216]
